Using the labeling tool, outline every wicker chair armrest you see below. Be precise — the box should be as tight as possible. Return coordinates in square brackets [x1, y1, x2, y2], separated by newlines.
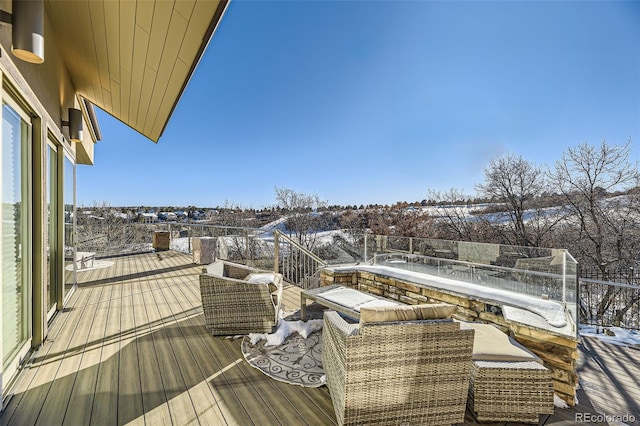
[201, 271, 283, 301]
[322, 309, 359, 421]
[324, 310, 360, 337]
[268, 275, 284, 322]
[200, 272, 254, 286]
[271, 276, 283, 304]
[224, 262, 259, 279]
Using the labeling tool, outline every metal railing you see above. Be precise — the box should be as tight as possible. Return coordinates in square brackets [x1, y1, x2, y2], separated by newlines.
[273, 230, 327, 289]
[76, 221, 640, 330]
[76, 221, 271, 259]
[579, 278, 640, 330]
[75, 222, 330, 288]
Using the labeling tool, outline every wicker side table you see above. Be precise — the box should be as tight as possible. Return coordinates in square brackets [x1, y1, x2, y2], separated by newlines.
[468, 360, 555, 423]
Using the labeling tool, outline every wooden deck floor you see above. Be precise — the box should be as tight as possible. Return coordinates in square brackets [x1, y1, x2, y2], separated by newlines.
[1, 251, 638, 426]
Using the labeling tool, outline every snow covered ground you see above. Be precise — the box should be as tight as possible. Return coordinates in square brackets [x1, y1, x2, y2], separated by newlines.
[170, 237, 191, 253]
[579, 325, 640, 348]
[248, 316, 323, 347]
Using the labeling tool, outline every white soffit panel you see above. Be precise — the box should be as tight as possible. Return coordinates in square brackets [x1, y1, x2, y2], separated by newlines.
[46, 0, 228, 142]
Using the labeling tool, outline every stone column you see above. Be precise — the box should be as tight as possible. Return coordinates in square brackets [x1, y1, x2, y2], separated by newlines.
[193, 237, 216, 265]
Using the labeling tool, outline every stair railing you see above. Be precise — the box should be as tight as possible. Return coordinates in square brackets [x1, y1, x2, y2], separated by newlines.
[273, 230, 328, 289]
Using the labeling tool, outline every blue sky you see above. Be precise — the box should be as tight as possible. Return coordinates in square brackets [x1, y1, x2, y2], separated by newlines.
[77, 0, 640, 209]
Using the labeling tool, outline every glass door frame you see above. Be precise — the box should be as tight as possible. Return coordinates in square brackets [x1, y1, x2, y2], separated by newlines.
[62, 150, 77, 304]
[1, 89, 33, 381]
[45, 138, 59, 321]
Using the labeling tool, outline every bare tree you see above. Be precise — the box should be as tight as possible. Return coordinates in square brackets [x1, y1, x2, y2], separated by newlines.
[392, 207, 435, 238]
[338, 208, 368, 231]
[427, 188, 481, 241]
[475, 153, 556, 246]
[549, 140, 640, 326]
[77, 201, 143, 255]
[209, 201, 280, 265]
[549, 139, 639, 272]
[274, 187, 332, 250]
[216, 200, 253, 228]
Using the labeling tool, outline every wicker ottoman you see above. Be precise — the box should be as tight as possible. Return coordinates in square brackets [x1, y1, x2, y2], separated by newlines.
[460, 322, 555, 423]
[468, 359, 555, 423]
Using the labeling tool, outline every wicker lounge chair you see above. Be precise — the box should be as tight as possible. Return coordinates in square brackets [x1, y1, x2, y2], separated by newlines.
[322, 304, 475, 426]
[462, 322, 555, 423]
[199, 260, 283, 335]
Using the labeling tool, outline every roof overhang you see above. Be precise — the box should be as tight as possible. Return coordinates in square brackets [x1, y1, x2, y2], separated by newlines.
[46, 0, 229, 142]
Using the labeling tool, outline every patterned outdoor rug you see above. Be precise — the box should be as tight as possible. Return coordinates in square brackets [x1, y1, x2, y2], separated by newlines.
[241, 324, 325, 388]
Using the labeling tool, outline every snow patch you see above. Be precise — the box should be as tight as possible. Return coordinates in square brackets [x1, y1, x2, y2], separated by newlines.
[554, 394, 569, 409]
[249, 319, 323, 347]
[579, 325, 640, 348]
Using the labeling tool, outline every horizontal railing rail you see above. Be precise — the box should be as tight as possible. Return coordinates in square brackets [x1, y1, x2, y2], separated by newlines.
[75, 222, 331, 289]
[75, 222, 640, 330]
[579, 277, 640, 330]
[74, 222, 276, 264]
[273, 230, 327, 266]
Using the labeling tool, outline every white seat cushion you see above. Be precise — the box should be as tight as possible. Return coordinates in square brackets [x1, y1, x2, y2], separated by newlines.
[204, 260, 224, 276]
[358, 299, 401, 311]
[245, 272, 278, 284]
[463, 322, 541, 363]
[318, 287, 377, 310]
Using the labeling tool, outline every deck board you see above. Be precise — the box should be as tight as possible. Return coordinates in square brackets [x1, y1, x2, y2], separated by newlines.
[576, 337, 640, 423]
[62, 283, 112, 425]
[131, 292, 171, 426]
[2, 251, 639, 426]
[161, 284, 244, 426]
[177, 287, 284, 425]
[0, 285, 85, 425]
[117, 266, 145, 426]
[158, 253, 260, 425]
[91, 268, 122, 426]
[5, 286, 98, 426]
[143, 261, 200, 425]
[154, 279, 228, 425]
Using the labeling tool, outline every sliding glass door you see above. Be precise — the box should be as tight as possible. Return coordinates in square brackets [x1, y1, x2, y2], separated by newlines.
[2, 101, 31, 368]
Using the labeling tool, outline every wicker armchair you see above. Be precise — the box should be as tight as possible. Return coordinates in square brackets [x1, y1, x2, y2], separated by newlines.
[322, 310, 475, 426]
[199, 260, 283, 335]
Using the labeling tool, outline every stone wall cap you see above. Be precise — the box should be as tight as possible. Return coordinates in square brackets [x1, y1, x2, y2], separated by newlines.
[329, 264, 574, 338]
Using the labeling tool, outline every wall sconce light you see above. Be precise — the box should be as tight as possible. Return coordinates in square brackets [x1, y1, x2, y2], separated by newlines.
[0, 0, 45, 64]
[62, 108, 83, 143]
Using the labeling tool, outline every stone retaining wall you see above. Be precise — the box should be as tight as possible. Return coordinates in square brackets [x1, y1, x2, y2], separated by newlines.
[320, 268, 578, 406]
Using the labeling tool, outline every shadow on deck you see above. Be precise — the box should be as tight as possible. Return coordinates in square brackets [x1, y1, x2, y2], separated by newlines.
[1, 251, 638, 426]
